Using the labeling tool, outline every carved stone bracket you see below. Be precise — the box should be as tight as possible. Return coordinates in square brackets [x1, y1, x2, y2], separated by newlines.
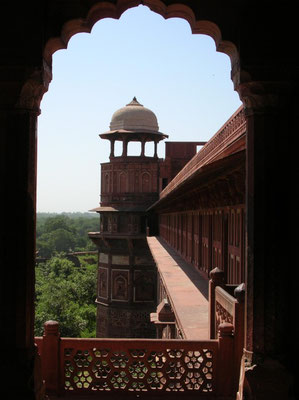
[237, 80, 293, 115]
[0, 59, 52, 113]
[0, 65, 48, 114]
[15, 60, 52, 113]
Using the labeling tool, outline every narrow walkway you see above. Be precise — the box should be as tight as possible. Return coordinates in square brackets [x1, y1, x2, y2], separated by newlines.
[147, 237, 209, 340]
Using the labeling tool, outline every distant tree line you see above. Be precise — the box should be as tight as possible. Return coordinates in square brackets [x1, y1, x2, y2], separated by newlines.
[36, 212, 99, 258]
[35, 213, 99, 337]
[35, 254, 97, 337]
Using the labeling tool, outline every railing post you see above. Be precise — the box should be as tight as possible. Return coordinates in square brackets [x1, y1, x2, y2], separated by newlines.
[209, 267, 224, 338]
[42, 320, 60, 395]
[234, 283, 246, 390]
[217, 322, 235, 398]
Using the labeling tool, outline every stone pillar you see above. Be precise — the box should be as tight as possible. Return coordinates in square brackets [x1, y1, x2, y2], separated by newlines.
[141, 139, 145, 156]
[1, 106, 40, 398]
[42, 321, 60, 395]
[122, 138, 128, 157]
[237, 80, 296, 398]
[154, 140, 158, 158]
[217, 323, 235, 397]
[0, 65, 50, 399]
[110, 139, 115, 158]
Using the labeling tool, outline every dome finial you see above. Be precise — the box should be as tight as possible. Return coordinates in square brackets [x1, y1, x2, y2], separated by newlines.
[126, 97, 143, 107]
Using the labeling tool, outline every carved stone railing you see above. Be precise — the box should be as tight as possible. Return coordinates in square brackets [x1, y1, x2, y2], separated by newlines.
[160, 105, 245, 200]
[35, 320, 238, 399]
[215, 286, 244, 339]
[153, 280, 179, 339]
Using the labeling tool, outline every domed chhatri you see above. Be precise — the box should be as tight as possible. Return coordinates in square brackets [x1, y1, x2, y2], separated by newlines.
[109, 97, 159, 133]
[100, 97, 168, 158]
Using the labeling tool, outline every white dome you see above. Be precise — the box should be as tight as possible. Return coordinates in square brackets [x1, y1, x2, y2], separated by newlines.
[109, 97, 159, 133]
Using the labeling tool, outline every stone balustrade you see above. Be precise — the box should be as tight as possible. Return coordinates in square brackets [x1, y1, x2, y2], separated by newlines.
[35, 320, 238, 398]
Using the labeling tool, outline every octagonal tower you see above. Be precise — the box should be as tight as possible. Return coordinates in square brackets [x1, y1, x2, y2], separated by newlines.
[89, 98, 168, 338]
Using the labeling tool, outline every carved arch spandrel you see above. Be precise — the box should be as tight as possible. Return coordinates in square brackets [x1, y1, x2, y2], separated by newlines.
[41, 0, 241, 90]
[44, 1, 240, 65]
[19, 0, 244, 112]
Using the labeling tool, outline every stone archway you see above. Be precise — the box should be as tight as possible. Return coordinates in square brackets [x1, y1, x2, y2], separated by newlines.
[5, 2, 296, 399]
[13, 2, 244, 396]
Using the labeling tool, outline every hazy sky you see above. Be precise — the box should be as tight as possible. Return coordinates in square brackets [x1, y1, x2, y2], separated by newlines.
[37, 5, 242, 213]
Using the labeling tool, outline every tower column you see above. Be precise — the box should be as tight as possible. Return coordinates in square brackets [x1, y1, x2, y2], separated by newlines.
[154, 140, 158, 158]
[110, 139, 115, 158]
[141, 139, 145, 156]
[122, 138, 128, 157]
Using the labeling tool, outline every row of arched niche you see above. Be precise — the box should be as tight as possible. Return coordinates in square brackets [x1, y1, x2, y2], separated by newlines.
[102, 170, 154, 193]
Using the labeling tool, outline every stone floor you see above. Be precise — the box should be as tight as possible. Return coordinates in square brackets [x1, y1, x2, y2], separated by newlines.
[147, 236, 209, 340]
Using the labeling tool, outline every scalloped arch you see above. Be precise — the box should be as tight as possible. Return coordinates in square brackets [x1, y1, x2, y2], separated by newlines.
[22, 0, 241, 110]
[43, 0, 239, 71]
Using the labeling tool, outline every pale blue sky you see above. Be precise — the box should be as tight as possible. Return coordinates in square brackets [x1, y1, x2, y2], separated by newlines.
[37, 5, 242, 213]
